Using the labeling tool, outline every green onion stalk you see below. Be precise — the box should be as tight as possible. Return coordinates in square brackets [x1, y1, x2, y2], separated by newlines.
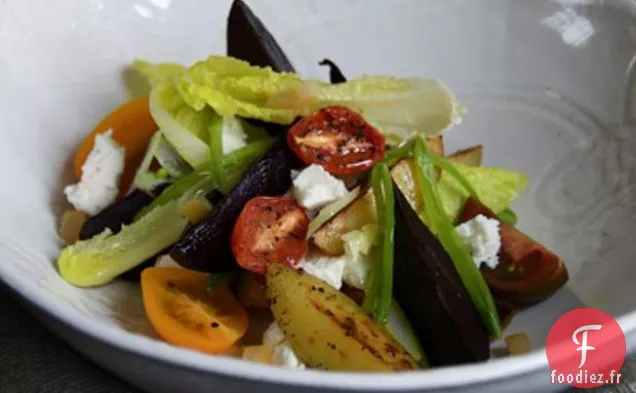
[412, 138, 501, 337]
[362, 163, 395, 326]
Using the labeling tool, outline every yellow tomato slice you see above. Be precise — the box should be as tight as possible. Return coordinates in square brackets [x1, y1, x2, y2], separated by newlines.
[141, 267, 249, 354]
[74, 97, 158, 197]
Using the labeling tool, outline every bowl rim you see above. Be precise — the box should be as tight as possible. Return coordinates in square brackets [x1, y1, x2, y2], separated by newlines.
[2, 0, 636, 385]
[3, 264, 636, 390]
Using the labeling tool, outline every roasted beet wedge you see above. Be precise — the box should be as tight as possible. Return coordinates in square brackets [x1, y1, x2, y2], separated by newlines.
[80, 188, 157, 240]
[227, 0, 295, 136]
[319, 59, 347, 84]
[79, 182, 171, 240]
[117, 189, 229, 282]
[77, 183, 170, 281]
[170, 136, 301, 272]
[460, 198, 569, 306]
[227, 0, 295, 73]
[393, 185, 490, 366]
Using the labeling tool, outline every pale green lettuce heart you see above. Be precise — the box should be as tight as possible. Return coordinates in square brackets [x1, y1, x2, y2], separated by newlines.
[437, 163, 529, 223]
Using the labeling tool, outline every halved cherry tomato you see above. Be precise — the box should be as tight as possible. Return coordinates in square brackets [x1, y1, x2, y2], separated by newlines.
[459, 198, 568, 306]
[287, 106, 385, 176]
[74, 97, 158, 198]
[231, 196, 309, 274]
[141, 267, 248, 354]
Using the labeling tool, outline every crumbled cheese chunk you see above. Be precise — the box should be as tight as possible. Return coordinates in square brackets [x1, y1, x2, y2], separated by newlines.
[154, 255, 183, 269]
[455, 214, 502, 269]
[242, 345, 274, 364]
[294, 226, 378, 291]
[263, 321, 286, 347]
[272, 342, 305, 369]
[342, 225, 377, 289]
[292, 164, 348, 211]
[298, 251, 346, 290]
[221, 116, 248, 154]
[342, 252, 373, 290]
[262, 322, 305, 369]
[64, 130, 125, 215]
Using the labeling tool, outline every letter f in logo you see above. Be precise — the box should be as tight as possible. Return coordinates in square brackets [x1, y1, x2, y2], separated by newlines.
[573, 324, 602, 368]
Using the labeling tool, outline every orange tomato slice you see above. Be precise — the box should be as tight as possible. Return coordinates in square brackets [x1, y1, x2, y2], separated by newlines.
[141, 267, 249, 354]
[74, 97, 158, 198]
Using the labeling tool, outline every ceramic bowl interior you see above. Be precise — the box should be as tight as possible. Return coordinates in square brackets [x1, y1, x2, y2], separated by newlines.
[2, 0, 636, 390]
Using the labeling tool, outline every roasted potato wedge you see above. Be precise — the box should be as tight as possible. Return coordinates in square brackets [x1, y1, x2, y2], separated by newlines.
[312, 137, 442, 255]
[426, 135, 444, 158]
[266, 264, 419, 371]
[311, 189, 376, 255]
[447, 145, 483, 167]
[391, 159, 423, 212]
[312, 162, 417, 255]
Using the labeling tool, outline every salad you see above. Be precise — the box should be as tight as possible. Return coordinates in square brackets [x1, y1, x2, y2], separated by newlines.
[56, 0, 568, 371]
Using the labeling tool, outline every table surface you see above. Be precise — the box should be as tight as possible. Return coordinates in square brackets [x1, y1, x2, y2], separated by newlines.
[0, 282, 634, 393]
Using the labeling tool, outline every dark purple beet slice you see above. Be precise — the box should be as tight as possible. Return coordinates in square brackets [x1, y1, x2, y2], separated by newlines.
[169, 136, 301, 272]
[116, 189, 225, 282]
[78, 182, 169, 282]
[392, 184, 490, 366]
[79, 183, 170, 240]
[319, 59, 347, 84]
[227, 0, 295, 73]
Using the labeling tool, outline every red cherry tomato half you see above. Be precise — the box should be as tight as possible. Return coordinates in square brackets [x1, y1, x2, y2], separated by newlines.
[287, 106, 386, 176]
[231, 196, 309, 274]
[459, 198, 568, 306]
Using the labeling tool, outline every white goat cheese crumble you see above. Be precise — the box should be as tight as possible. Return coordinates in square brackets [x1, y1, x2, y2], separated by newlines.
[271, 343, 305, 369]
[263, 322, 305, 369]
[298, 251, 346, 290]
[292, 164, 348, 211]
[455, 214, 502, 269]
[64, 130, 125, 215]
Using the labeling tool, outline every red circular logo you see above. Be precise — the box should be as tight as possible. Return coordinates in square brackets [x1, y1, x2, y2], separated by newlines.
[546, 308, 626, 388]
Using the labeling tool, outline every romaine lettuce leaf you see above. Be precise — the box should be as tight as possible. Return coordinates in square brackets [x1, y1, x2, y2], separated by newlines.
[130, 131, 164, 191]
[437, 163, 528, 223]
[133, 60, 187, 87]
[130, 131, 190, 192]
[149, 84, 216, 169]
[146, 55, 463, 143]
[135, 171, 216, 221]
[134, 170, 170, 192]
[154, 133, 191, 177]
[149, 83, 272, 172]
[387, 300, 427, 364]
[58, 201, 188, 287]
[175, 56, 302, 124]
[341, 224, 378, 290]
[317, 77, 464, 144]
[342, 224, 378, 258]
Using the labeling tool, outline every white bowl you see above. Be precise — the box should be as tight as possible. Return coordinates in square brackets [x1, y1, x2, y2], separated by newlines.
[1, 0, 636, 392]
